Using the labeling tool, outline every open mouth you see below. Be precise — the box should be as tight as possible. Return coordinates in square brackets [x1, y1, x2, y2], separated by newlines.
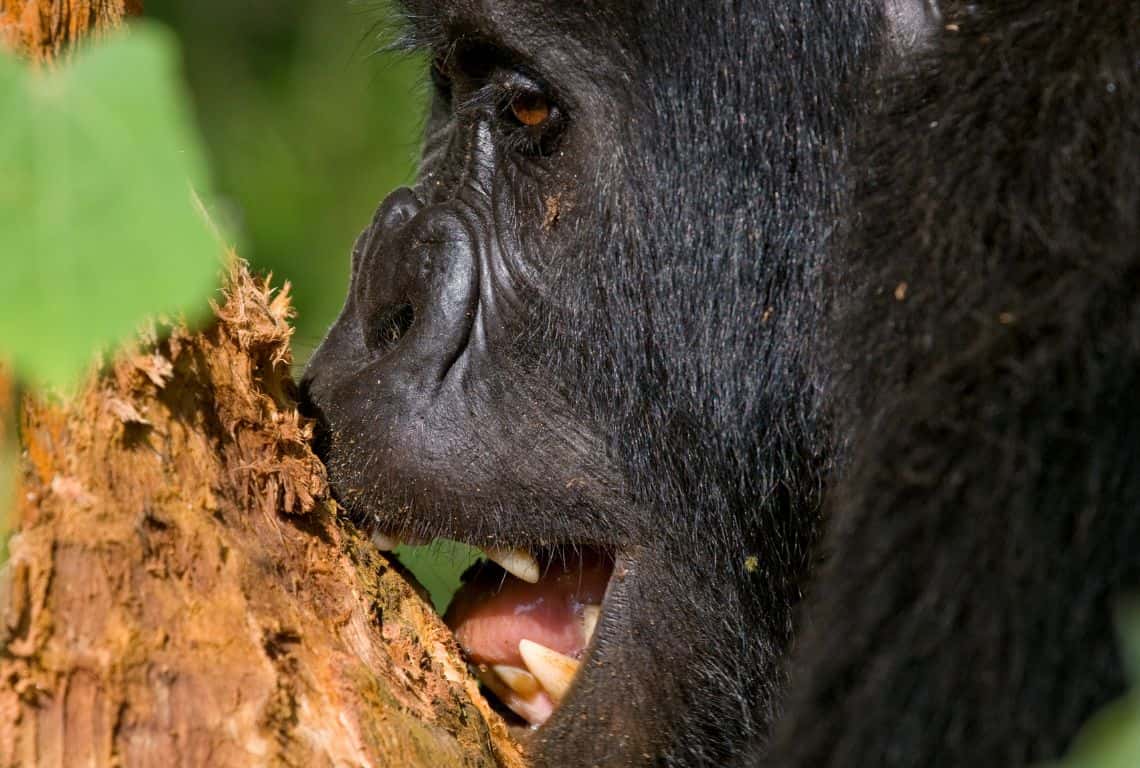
[371, 532, 615, 727]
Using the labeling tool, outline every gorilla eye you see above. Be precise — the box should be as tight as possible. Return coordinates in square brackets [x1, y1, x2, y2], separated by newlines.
[510, 91, 551, 127]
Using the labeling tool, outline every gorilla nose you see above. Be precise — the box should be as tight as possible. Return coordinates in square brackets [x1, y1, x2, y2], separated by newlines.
[345, 185, 481, 387]
[350, 188, 422, 356]
[373, 188, 421, 241]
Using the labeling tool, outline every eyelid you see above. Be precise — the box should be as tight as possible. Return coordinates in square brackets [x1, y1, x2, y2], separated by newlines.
[433, 48, 567, 153]
[497, 69, 547, 96]
[456, 75, 560, 124]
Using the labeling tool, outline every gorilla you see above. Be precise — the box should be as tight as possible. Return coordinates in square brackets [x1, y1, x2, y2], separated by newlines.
[300, 0, 1140, 765]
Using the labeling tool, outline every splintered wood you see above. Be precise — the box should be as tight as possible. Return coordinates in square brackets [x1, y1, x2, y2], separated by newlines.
[0, 263, 524, 768]
[0, 0, 138, 62]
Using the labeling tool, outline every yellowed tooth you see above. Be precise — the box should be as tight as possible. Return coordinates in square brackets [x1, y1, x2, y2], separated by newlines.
[491, 665, 542, 697]
[477, 667, 554, 725]
[484, 547, 540, 583]
[371, 531, 400, 551]
[519, 639, 580, 702]
[581, 605, 601, 646]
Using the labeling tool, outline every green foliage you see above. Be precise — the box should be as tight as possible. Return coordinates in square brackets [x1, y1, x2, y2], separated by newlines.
[0, 24, 219, 388]
[395, 541, 483, 614]
[1046, 605, 1140, 768]
[145, 0, 425, 351]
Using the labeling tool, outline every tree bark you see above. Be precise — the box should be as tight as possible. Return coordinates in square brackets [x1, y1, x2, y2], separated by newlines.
[1, 9, 523, 766]
[0, 371, 13, 540]
[0, 264, 525, 768]
[0, 0, 139, 63]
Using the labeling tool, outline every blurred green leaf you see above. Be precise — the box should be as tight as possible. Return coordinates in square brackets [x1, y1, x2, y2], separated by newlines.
[1056, 697, 1140, 768]
[0, 23, 218, 388]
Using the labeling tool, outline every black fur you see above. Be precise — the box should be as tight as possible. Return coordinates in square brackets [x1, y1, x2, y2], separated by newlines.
[301, 0, 1140, 765]
[767, 2, 1140, 765]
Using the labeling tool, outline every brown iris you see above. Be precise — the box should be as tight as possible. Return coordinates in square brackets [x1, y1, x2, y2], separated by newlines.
[510, 91, 551, 127]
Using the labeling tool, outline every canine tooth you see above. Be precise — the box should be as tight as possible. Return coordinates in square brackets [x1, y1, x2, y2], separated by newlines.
[484, 547, 540, 583]
[519, 639, 579, 702]
[371, 531, 400, 551]
[581, 605, 601, 646]
[491, 665, 542, 697]
[477, 667, 554, 725]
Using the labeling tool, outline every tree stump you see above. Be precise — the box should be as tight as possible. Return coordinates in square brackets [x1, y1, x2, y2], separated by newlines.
[0, 265, 524, 767]
[1, 8, 522, 766]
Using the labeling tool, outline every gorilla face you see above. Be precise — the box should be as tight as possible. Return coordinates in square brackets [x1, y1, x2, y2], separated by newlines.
[304, 0, 1140, 764]
[302, 1, 878, 764]
[305, 12, 634, 555]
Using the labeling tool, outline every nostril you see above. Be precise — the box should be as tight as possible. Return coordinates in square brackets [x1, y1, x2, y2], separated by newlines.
[377, 188, 423, 232]
[365, 303, 416, 356]
[296, 374, 317, 419]
[295, 373, 332, 459]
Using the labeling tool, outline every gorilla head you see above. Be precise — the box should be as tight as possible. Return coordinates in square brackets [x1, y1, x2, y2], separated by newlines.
[301, 1, 881, 763]
[302, 0, 1140, 765]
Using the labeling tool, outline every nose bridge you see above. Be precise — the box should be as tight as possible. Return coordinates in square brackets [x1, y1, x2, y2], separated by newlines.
[360, 120, 497, 297]
[321, 116, 505, 388]
[423, 118, 498, 208]
[458, 121, 497, 203]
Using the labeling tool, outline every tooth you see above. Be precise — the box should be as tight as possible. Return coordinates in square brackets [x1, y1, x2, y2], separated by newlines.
[519, 639, 579, 702]
[477, 667, 554, 726]
[491, 665, 541, 697]
[581, 605, 601, 646]
[371, 531, 400, 551]
[484, 547, 540, 583]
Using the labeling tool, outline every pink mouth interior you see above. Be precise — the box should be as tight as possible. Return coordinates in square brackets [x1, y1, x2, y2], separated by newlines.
[444, 552, 612, 725]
